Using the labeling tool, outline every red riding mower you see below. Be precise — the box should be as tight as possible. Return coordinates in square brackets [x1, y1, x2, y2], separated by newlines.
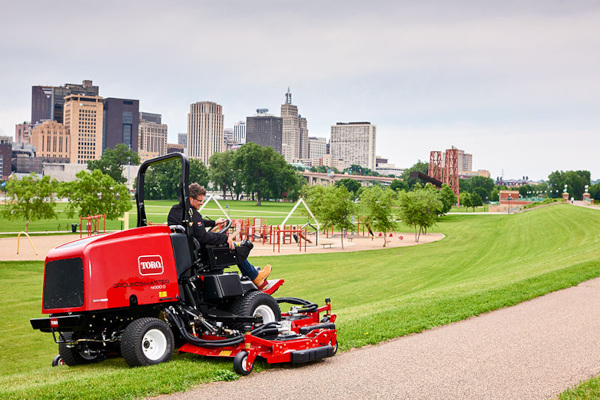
[30, 153, 337, 375]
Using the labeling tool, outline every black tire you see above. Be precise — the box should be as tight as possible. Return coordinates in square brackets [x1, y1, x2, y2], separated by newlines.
[233, 351, 253, 375]
[120, 317, 174, 367]
[331, 340, 338, 356]
[51, 354, 64, 367]
[228, 291, 281, 331]
[58, 332, 103, 366]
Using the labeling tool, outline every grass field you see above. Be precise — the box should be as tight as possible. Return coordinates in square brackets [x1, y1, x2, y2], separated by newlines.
[0, 200, 312, 235]
[1, 205, 600, 399]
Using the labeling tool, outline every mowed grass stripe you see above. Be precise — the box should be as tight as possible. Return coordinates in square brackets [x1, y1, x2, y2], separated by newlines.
[1, 205, 599, 399]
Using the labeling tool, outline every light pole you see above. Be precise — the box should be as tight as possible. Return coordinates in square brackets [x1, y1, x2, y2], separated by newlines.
[507, 194, 512, 214]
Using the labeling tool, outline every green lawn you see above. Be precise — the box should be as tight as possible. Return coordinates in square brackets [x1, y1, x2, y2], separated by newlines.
[1, 204, 600, 399]
[0, 200, 310, 234]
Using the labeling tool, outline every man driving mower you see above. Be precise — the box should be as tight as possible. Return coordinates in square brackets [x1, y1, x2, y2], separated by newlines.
[168, 183, 272, 288]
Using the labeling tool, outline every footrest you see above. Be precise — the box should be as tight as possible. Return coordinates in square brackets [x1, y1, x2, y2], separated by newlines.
[290, 345, 334, 364]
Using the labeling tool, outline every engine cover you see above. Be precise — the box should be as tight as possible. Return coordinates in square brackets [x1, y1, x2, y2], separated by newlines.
[42, 225, 180, 314]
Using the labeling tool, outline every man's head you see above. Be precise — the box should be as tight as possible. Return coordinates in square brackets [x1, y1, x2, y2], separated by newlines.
[189, 183, 207, 210]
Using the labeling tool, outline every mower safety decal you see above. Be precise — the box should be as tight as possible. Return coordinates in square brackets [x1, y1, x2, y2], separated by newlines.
[138, 255, 164, 276]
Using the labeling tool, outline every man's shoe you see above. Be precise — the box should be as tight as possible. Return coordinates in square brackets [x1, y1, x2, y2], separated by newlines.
[253, 264, 272, 288]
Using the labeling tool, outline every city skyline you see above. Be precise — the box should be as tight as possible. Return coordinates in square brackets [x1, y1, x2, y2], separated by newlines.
[1, 1, 599, 181]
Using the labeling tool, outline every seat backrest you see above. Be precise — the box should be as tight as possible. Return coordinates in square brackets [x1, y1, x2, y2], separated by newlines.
[170, 233, 193, 279]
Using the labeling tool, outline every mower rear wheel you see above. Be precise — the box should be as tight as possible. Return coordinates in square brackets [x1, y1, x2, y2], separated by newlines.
[121, 317, 174, 367]
[58, 332, 104, 366]
[233, 351, 253, 375]
[228, 291, 281, 330]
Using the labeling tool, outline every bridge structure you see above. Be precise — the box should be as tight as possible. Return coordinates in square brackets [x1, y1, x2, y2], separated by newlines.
[301, 171, 395, 187]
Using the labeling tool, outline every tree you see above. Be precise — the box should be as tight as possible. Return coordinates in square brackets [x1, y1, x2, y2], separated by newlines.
[401, 160, 429, 189]
[460, 192, 472, 211]
[189, 159, 210, 190]
[468, 176, 495, 198]
[60, 170, 132, 220]
[490, 188, 500, 202]
[390, 179, 409, 192]
[439, 184, 458, 214]
[336, 178, 362, 199]
[359, 186, 397, 247]
[87, 144, 141, 184]
[232, 143, 299, 205]
[305, 185, 356, 249]
[548, 170, 591, 200]
[471, 192, 483, 210]
[142, 158, 208, 200]
[397, 188, 442, 242]
[1, 173, 58, 231]
[589, 182, 600, 201]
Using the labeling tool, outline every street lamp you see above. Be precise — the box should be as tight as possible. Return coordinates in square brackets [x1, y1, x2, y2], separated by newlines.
[507, 194, 512, 214]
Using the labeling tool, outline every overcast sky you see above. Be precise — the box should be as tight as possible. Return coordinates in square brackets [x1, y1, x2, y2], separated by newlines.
[1, 0, 599, 181]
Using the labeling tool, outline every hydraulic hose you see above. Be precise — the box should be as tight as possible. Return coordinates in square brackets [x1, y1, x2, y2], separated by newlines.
[165, 308, 244, 348]
[275, 297, 319, 313]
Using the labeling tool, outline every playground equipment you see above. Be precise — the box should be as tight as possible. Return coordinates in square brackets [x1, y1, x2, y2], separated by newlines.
[79, 214, 106, 238]
[16, 231, 38, 255]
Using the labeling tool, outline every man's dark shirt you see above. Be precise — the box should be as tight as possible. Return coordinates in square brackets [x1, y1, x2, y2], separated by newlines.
[167, 203, 227, 246]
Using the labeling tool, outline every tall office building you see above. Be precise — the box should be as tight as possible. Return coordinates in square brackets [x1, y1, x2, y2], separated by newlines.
[0, 142, 11, 180]
[64, 94, 104, 164]
[330, 122, 377, 171]
[308, 136, 327, 160]
[246, 111, 283, 153]
[32, 80, 99, 125]
[30, 120, 70, 162]
[459, 150, 473, 173]
[31, 86, 54, 124]
[177, 133, 187, 148]
[233, 121, 246, 144]
[139, 115, 167, 156]
[187, 101, 224, 164]
[103, 98, 139, 152]
[15, 122, 33, 143]
[280, 88, 309, 162]
[139, 112, 161, 124]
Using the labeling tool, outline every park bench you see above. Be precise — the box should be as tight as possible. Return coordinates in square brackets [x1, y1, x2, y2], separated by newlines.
[321, 242, 333, 249]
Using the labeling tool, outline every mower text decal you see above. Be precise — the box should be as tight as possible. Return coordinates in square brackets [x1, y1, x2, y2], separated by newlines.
[138, 255, 164, 276]
[112, 279, 170, 289]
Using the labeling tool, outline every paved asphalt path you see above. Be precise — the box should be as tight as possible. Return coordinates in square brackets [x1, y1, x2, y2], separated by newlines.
[160, 277, 600, 400]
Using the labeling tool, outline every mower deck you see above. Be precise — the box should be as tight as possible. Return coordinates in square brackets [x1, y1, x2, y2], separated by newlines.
[179, 299, 337, 374]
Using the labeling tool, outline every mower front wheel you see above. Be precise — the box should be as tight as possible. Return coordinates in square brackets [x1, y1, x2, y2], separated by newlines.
[121, 317, 174, 367]
[233, 351, 254, 375]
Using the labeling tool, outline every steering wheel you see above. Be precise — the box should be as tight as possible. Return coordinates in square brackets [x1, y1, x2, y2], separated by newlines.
[208, 219, 232, 234]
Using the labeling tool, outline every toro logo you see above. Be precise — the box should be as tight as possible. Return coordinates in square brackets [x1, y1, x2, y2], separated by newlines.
[138, 255, 164, 276]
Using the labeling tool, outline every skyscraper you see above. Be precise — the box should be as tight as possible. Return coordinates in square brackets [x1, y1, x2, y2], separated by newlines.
[233, 121, 246, 144]
[30, 120, 70, 162]
[330, 122, 377, 171]
[246, 111, 283, 153]
[103, 98, 139, 152]
[15, 122, 33, 143]
[139, 114, 167, 156]
[187, 101, 224, 164]
[280, 88, 309, 162]
[64, 94, 104, 164]
[31, 86, 54, 124]
[31, 80, 99, 125]
[308, 136, 327, 160]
